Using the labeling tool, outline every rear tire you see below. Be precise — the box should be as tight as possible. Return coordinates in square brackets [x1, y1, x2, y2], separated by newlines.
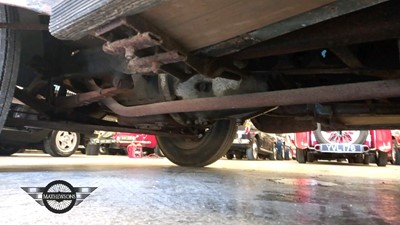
[0, 145, 20, 156]
[376, 151, 388, 167]
[108, 148, 118, 155]
[235, 152, 244, 160]
[156, 120, 236, 167]
[44, 130, 80, 157]
[354, 155, 363, 163]
[296, 149, 306, 163]
[395, 144, 400, 166]
[154, 145, 164, 157]
[306, 151, 314, 162]
[0, 6, 20, 133]
[363, 155, 370, 165]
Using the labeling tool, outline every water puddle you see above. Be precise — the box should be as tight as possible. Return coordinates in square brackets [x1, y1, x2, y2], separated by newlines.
[268, 178, 338, 187]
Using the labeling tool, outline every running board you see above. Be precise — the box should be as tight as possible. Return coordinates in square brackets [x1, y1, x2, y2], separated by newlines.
[49, 0, 166, 40]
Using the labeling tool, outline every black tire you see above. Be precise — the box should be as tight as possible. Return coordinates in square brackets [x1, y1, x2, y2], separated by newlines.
[235, 153, 244, 160]
[44, 130, 80, 157]
[226, 153, 234, 160]
[0, 145, 20, 156]
[313, 124, 368, 144]
[154, 145, 165, 157]
[157, 120, 237, 167]
[363, 155, 370, 165]
[118, 149, 127, 155]
[108, 148, 118, 155]
[0, 6, 20, 133]
[246, 139, 258, 160]
[376, 151, 388, 167]
[354, 155, 364, 163]
[86, 143, 100, 155]
[391, 140, 400, 165]
[296, 149, 306, 163]
[307, 151, 314, 163]
[395, 142, 400, 165]
[259, 154, 267, 160]
[369, 153, 377, 164]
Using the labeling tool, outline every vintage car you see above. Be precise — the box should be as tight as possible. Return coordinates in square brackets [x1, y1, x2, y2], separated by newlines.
[0, 103, 82, 157]
[294, 125, 393, 166]
[226, 120, 295, 160]
[226, 121, 276, 160]
[1, 1, 400, 166]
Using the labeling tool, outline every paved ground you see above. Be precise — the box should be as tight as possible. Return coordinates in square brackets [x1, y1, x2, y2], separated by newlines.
[0, 153, 399, 225]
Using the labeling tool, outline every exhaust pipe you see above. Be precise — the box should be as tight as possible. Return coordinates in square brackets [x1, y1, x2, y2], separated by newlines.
[101, 79, 400, 117]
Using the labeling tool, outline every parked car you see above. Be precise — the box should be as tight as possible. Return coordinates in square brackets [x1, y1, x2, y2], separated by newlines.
[294, 124, 393, 166]
[90, 131, 161, 156]
[226, 120, 292, 160]
[0, 103, 82, 157]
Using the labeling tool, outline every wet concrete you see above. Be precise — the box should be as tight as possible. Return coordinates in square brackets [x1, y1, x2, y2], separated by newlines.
[0, 153, 399, 225]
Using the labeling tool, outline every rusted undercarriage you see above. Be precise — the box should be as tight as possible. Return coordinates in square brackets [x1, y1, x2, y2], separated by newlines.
[3, 0, 400, 136]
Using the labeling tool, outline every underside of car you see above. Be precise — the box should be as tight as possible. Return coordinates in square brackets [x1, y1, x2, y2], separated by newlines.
[0, 0, 400, 166]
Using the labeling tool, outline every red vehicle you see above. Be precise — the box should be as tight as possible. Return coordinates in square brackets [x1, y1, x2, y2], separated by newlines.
[294, 125, 393, 166]
[94, 132, 159, 155]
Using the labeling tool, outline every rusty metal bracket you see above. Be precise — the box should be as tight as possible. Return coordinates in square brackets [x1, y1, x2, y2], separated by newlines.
[128, 51, 186, 74]
[103, 32, 162, 59]
[98, 16, 243, 80]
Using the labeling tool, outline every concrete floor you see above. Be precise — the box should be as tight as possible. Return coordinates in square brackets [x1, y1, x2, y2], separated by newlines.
[0, 153, 399, 225]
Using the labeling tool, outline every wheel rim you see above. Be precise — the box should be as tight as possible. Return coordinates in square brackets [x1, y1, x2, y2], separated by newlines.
[55, 131, 78, 152]
[99, 146, 107, 154]
[320, 130, 362, 144]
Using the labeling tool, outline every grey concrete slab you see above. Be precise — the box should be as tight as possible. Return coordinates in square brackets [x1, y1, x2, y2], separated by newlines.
[0, 154, 399, 225]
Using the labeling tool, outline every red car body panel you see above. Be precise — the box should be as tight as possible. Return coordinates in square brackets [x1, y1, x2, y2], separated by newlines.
[294, 129, 392, 152]
[113, 132, 157, 149]
[370, 130, 392, 152]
